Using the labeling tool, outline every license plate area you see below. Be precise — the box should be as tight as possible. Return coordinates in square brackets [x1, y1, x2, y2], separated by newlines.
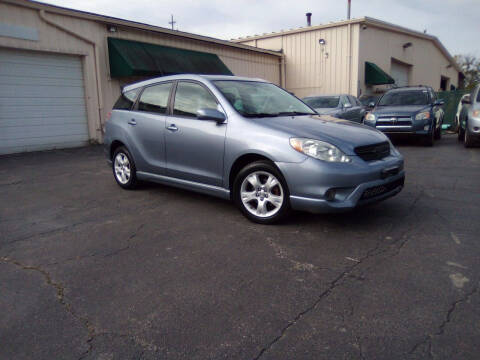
[361, 177, 405, 200]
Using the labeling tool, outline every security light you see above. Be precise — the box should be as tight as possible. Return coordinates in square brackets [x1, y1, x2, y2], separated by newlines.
[319, 39, 326, 45]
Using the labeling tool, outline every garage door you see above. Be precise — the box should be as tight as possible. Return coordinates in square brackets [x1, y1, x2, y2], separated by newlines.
[390, 61, 410, 87]
[0, 48, 89, 155]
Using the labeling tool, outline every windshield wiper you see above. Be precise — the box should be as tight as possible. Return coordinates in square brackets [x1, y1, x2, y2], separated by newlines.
[242, 113, 280, 118]
[278, 111, 313, 116]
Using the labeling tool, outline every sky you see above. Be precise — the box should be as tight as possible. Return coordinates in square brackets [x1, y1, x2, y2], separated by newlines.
[40, 0, 480, 57]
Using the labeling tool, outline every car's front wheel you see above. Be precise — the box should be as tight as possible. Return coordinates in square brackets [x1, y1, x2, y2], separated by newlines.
[464, 122, 475, 148]
[233, 161, 290, 224]
[112, 146, 137, 189]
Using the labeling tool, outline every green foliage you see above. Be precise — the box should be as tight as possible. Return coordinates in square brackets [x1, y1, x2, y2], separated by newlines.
[455, 54, 480, 90]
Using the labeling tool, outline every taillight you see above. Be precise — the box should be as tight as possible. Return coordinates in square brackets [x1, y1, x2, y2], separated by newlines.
[106, 111, 112, 121]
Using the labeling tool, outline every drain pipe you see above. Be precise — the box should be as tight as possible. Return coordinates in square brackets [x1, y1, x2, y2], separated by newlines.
[38, 9, 104, 137]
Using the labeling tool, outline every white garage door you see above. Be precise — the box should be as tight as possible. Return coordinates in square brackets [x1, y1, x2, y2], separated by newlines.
[391, 61, 410, 87]
[0, 48, 89, 155]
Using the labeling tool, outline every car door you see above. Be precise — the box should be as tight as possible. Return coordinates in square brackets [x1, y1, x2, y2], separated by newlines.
[348, 95, 363, 122]
[127, 82, 172, 174]
[165, 81, 227, 187]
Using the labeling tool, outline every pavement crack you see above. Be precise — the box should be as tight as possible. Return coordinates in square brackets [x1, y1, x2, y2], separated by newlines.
[0, 256, 96, 359]
[408, 283, 479, 357]
[103, 223, 145, 258]
[254, 192, 424, 359]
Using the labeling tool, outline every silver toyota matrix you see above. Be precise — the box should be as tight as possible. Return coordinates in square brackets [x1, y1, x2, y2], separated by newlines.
[104, 75, 405, 224]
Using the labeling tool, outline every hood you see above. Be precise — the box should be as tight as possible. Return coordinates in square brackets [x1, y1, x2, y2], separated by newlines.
[258, 115, 388, 155]
[314, 108, 340, 115]
[373, 105, 430, 116]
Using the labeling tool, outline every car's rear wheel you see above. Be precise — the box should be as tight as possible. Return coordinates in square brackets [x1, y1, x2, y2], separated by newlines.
[113, 146, 137, 189]
[233, 161, 290, 224]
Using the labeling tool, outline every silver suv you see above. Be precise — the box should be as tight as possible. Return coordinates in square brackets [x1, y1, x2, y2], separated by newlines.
[104, 75, 405, 224]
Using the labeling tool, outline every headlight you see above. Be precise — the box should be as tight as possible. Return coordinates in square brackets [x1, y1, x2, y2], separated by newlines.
[415, 111, 431, 121]
[473, 110, 480, 118]
[365, 113, 376, 121]
[290, 138, 352, 163]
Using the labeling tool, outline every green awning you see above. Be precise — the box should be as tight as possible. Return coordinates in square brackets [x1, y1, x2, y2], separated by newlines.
[108, 37, 233, 78]
[365, 62, 395, 85]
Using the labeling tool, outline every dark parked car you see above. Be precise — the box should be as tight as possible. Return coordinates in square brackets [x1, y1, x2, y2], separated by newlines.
[363, 86, 444, 146]
[458, 84, 480, 147]
[104, 75, 404, 224]
[302, 94, 366, 123]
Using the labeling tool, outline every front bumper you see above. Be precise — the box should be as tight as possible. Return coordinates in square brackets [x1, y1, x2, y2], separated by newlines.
[276, 154, 405, 214]
[467, 114, 480, 136]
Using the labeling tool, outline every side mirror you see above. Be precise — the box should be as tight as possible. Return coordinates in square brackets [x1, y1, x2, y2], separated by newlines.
[343, 103, 352, 109]
[434, 99, 445, 106]
[196, 108, 226, 123]
[461, 97, 471, 105]
[368, 102, 376, 108]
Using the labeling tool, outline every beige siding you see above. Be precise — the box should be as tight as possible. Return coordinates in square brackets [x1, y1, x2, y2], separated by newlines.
[0, 1, 281, 143]
[239, 24, 360, 98]
[358, 25, 459, 95]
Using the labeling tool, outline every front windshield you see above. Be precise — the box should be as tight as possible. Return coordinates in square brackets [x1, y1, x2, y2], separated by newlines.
[303, 96, 340, 109]
[378, 90, 429, 106]
[359, 95, 379, 106]
[213, 80, 316, 117]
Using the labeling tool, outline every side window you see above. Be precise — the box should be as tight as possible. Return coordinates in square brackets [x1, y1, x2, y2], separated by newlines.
[138, 83, 172, 114]
[348, 96, 356, 106]
[476, 88, 480, 103]
[113, 88, 140, 110]
[173, 82, 218, 118]
[430, 89, 437, 103]
[340, 96, 347, 107]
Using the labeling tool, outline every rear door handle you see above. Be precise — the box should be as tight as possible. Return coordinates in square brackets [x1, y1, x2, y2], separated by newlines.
[166, 124, 178, 132]
[128, 119, 137, 126]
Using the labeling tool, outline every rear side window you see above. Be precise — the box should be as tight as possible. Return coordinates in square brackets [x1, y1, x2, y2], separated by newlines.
[477, 89, 480, 103]
[173, 82, 218, 118]
[138, 83, 172, 114]
[113, 88, 140, 110]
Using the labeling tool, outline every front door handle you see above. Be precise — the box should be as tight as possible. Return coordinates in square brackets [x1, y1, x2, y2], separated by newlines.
[166, 124, 178, 132]
[128, 119, 137, 126]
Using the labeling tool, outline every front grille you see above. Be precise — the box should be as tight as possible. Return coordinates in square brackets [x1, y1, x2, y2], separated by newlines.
[354, 141, 390, 161]
[377, 116, 412, 127]
[361, 177, 405, 200]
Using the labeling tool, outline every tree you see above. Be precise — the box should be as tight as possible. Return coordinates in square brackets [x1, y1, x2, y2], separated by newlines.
[455, 54, 480, 90]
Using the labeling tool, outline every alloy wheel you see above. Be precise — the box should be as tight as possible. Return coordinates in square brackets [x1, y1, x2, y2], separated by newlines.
[114, 152, 131, 185]
[240, 171, 284, 218]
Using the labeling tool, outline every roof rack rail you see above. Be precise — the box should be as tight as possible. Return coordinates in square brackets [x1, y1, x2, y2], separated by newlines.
[390, 85, 430, 89]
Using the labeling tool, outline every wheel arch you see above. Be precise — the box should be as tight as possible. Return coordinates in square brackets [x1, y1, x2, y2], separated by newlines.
[228, 153, 280, 194]
[110, 140, 126, 160]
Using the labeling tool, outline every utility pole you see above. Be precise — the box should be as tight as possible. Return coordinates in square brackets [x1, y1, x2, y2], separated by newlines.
[168, 14, 176, 30]
[347, 0, 351, 20]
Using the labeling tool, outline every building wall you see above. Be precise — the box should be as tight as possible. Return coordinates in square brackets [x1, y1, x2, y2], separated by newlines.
[0, 1, 281, 143]
[240, 24, 361, 99]
[358, 25, 459, 96]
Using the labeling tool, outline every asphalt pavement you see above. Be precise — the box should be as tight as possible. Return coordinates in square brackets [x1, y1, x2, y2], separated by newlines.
[1, 134, 479, 359]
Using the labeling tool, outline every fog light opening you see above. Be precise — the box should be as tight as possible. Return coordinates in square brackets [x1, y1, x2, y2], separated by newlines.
[474, 127, 479, 131]
[423, 125, 429, 131]
[325, 189, 336, 201]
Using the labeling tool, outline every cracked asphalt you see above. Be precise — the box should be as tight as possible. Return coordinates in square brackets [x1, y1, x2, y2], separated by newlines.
[1, 134, 479, 360]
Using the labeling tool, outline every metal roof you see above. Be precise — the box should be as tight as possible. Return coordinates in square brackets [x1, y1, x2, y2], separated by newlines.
[4, 0, 283, 57]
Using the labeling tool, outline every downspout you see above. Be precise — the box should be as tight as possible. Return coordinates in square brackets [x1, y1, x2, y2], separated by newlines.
[347, 22, 352, 95]
[38, 9, 104, 137]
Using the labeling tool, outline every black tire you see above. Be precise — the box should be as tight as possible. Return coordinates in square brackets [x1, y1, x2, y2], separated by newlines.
[112, 146, 138, 189]
[434, 124, 442, 140]
[233, 160, 291, 224]
[464, 123, 475, 148]
[458, 125, 465, 141]
[424, 128, 435, 147]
